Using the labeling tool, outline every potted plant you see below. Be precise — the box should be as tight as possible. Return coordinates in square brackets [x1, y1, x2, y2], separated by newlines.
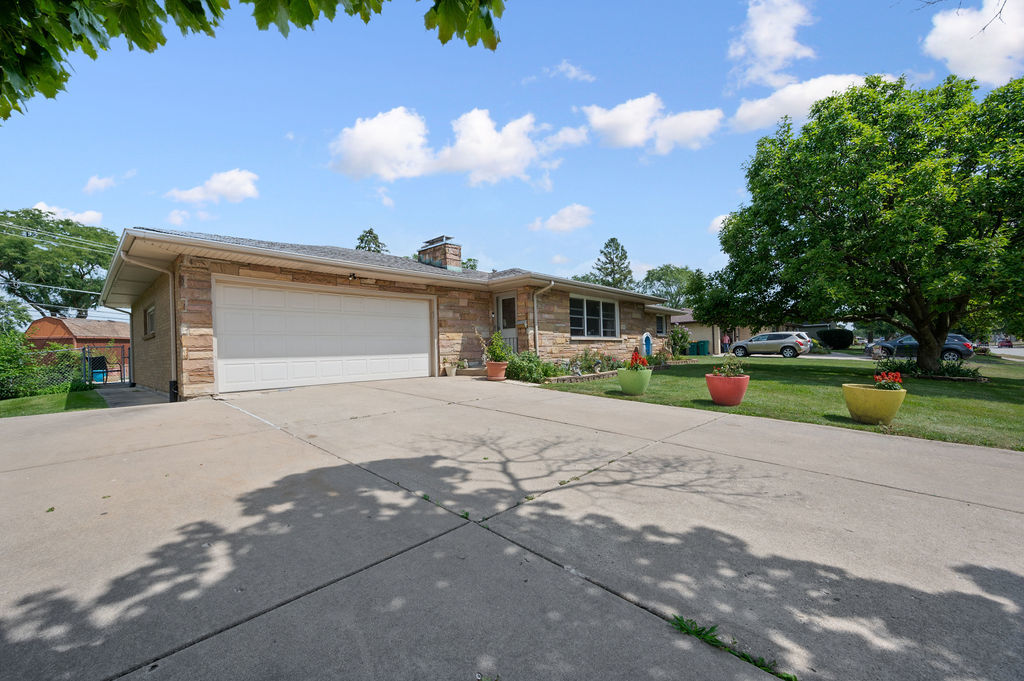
[705, 356, 749, 406]
[442, 358, 466, 377]
[479, 330, 514, 381]
[617, 348, 653, 395]
[842, 370, 906, 425]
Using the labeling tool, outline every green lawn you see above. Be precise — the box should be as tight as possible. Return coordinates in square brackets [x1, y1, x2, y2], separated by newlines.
[0, 390, 108, 418]
[544, 355, 1024, 451]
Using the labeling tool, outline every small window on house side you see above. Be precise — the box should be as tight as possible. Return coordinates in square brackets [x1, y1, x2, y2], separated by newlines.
[656, 315, 666, 335]
[143, 306, 156, 338]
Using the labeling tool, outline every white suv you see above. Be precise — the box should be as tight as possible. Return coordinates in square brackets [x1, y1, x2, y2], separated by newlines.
[731, 332, 811, 358]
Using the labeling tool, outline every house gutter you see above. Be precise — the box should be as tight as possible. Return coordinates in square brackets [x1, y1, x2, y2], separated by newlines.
[533, 280, 555, 353]
[119, 252, 178, 402]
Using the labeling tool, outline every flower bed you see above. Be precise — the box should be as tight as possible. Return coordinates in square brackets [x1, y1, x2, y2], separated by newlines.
[544, 363, 678, 384]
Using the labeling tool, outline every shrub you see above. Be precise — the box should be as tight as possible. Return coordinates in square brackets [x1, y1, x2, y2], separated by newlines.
[817, 328, 854, 349]
[669, 326, 691, 355]
[874, 357, 982, 378]
[477, 330, 514, 362]
[505, 352, 566, 383]
[809, 338, 831, 354]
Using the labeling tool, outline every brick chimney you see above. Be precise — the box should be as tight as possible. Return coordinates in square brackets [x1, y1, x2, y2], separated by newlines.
[417, 235, 462, 271]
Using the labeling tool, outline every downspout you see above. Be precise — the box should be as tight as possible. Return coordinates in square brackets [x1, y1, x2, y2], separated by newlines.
[533, 281, 555, 354]
[120, 253, 178, 401]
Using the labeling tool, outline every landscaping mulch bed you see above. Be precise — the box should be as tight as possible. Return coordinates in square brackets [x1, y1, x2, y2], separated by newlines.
[544, 362, 692, 384]
[910, 374, 989, 383]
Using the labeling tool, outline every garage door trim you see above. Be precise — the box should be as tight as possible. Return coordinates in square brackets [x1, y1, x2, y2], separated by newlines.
[211, 274, 438, 392]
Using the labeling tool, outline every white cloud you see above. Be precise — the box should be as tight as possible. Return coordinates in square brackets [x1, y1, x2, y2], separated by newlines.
[376, 186, 394, 208]
[583, 93, 723, 153]
[631, 262, 654, 279]
[165, 169, 259, 204]
[729, 0, 816, 88]
[330, 106, 583, 187]
[538, 126, 588, 154]
[923, 0, 1024, 85]
[651, 109, 726, 153]
[528, 204, 594, 233]
[32, 201, 103, 226]
[708, 214, 729, 234]
[167, 209, 189, 226]
[83, 175, 115, 194]
[284, 131, 296, 141]
[551, 254, 569, 264]
[435, 109, 539, 185]
[544, 59, 596, 83]
[330, 107, 432, 181]
[731, 73, 865, 132]
[122, 169, 137, 179]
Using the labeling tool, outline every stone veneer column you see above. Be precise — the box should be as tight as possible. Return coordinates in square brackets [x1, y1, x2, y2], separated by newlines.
[174, 256, 216, 398]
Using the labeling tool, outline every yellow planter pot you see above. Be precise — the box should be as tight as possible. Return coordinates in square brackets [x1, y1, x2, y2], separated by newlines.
[842, 384, 906, 425]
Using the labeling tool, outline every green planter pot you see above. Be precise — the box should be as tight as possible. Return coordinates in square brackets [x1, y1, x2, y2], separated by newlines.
[842, 384, 907, 425]
[617, 368, 653, 395]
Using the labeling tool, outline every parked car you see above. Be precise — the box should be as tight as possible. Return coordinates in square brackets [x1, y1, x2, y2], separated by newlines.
[864, 334, 975, 361]
[731, 332, 811, 358]
[997, 338, 1014, 348]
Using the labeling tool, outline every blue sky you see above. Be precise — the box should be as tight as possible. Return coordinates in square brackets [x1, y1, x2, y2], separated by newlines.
[2, 0, 1022, 285]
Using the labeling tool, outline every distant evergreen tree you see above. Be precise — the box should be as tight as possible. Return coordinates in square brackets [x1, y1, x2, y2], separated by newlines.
[575, 238, 634, 290]
[355, 228, 387, 253]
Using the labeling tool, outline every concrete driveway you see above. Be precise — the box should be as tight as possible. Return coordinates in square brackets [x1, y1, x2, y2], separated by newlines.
[1, 378, 1021, 681]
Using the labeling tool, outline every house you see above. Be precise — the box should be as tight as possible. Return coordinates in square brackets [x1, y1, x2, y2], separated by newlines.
[669, 310, 755, 355]
[99, 229, 682, 399]
[25, 317, 130, 352]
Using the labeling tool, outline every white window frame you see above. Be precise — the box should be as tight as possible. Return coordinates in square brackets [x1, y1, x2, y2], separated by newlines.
[143, 305, 157, 339]
[656, 315, 667, 336]
[569, 295, 620, 339]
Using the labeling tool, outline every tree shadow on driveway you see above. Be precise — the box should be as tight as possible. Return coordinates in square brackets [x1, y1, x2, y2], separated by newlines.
[1, 450, 1021, 681]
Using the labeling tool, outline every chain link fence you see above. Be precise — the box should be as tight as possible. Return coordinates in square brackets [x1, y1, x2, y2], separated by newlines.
[0, 343, 130, 400]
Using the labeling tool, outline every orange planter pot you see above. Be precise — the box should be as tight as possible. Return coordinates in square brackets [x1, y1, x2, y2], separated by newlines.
[705, 374, 750, 406]
[486, 361, 508, 381]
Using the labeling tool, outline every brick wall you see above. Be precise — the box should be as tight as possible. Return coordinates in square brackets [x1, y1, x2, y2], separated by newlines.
[170, 256, 494, 398]
[534, 289, 666, 361]
[130, 273, 172, 393]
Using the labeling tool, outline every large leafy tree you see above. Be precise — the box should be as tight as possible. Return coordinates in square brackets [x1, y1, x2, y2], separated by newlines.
[686, 75, 1024, 371]
[573, 237, 635, 290]
[354, 227, 387, 253]
[1, 0, 504, 120]
[638, 264, 693, 309]
[0, 299, 31, 332]
[0, 208, 118, 317]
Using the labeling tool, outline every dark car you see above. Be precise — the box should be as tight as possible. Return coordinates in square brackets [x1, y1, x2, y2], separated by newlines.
[866, 334, 975, 361]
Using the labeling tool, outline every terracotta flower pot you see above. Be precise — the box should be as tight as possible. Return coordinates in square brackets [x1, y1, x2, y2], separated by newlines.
[617, 368, 653, 395]
[705, 374, 750, 406]
[486, 361, 508, 381]
[842, 384, 906, 425]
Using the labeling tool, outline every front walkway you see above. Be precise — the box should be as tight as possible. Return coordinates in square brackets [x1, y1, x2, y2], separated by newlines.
[1, 377, 1020, 680]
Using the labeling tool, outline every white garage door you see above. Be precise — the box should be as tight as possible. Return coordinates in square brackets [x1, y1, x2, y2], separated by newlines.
[214, 282, 431, 392]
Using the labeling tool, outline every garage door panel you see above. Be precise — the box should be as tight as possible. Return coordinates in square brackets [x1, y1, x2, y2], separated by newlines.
[215, 283, 431, 392]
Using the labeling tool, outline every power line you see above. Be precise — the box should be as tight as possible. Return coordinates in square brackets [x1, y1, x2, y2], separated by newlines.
[0, 227, 116, 255]
[23, 300, 127, 315]
[3, 281, 102, 296]
[0, 220, 117, 251]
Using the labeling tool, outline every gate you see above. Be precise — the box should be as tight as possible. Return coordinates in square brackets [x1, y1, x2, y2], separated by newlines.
[82, 345, 131, 385]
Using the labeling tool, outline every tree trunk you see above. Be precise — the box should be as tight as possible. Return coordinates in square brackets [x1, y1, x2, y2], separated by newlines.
[914, 328, 945, 372]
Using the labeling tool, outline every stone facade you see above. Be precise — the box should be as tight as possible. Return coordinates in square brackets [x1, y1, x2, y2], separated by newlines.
[533, 289, 668, 361]
[130, 273, 172, 394]
[152, 255, 668, 399]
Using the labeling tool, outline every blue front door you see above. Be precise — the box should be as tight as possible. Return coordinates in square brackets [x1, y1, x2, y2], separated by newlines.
[644, 334, 652, 356]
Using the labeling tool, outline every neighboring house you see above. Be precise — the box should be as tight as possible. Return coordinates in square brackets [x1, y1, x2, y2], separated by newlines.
[669, 310, 757, 354]
[25, 317, 130, 352]
[100, 229, 682, 399]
